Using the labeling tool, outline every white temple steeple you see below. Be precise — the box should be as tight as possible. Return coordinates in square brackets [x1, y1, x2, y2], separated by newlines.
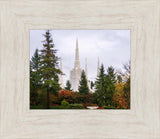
[69, 38, 82, 91]
[85, 57, 88, 80]
[74, 38, 80, 69]
[97, 57, 100, 77]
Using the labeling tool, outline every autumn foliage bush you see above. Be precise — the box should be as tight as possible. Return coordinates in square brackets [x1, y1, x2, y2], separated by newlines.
[82, 103, 90, 108]
[58, 90, 93, 104]
[116, 96, 127, 109]
[113, 83, 128, 109]
[59, 90, 78, 103]
[50, 94, 60, 104]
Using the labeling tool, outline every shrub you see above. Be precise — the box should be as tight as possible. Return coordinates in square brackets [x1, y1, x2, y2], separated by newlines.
[50, 94, 61, 105]
[58, 90, 94, 104]
[70, 104, 83, 109]
[50, 105, 71, 109]
[61, 99, 69, 106]
[97, 106, 103, 109]
[87, 104, 97, 106]
[59, 90, 79, 104]
[103, 106, 116, 109]
[82, 103, 90, 108]
[50, 103, 59, 106]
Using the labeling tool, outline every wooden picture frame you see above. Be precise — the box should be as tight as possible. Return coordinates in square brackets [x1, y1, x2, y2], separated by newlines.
[0, 0, 160, 138]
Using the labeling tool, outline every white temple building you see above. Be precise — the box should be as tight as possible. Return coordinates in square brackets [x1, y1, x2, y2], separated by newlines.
[85, 57, 92, 91]
[59, 38, 100, 92]
[59, 59, 64, 88]
[97, 57, 100, 77]
[69, 38, 82, 91]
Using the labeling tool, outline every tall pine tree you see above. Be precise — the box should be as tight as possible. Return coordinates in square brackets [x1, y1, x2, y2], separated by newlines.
[30, 49, 41, 106]
[65, 80, 72, 91]
[95, 64, 106, 106]
[90, 81, 94, 89]
[39, 30, 61, 109]
[31, 49, 40, 71]
[30, 49, 41, 88]
[78, 70, 89, 95]
[104, 66, 116, 106]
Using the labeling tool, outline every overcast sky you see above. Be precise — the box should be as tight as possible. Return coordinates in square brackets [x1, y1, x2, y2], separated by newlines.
[30, 30, 130, 85]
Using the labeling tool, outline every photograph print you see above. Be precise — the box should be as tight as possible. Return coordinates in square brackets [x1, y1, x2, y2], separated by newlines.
[30, 30, 130, 109]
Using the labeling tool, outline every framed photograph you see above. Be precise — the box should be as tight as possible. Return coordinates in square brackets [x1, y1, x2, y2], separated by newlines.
[0, 0, 160, 138]
[30, 29, 130, 110]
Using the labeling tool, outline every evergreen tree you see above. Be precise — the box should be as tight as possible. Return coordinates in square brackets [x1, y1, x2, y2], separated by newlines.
[95, 64, 106, 106]
[30, 63, 38, 106]
[90, 81, 94, 89]
[107, 66, 116, 83]
[104, 66, 116, 106]
[117, 75, 122, 83]
[31, 49, 40, 71]
[30, 49, 41, 88]
[78, 70, 89, 95]
[39, 30, 61, 109]
[65, 80, 72, 91]
[30, 49, 41, 106]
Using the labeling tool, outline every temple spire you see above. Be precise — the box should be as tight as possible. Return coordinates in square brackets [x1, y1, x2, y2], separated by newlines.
[85, 57, 88, 80]
[70, 38, 82, 91]
[85, 57, 91, 92]
[74, 38, 80, 68]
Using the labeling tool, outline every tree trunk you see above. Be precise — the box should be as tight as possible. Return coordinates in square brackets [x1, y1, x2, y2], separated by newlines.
[46, 88, 50, 109]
